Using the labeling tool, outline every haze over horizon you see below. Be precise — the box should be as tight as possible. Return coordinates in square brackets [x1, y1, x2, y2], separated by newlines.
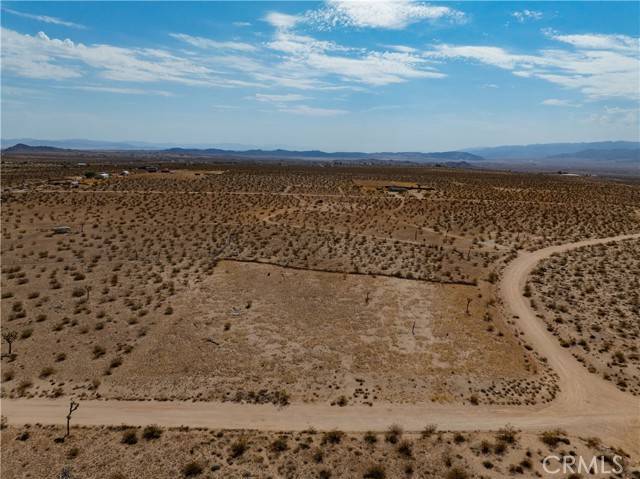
[2, 1, 639, 151]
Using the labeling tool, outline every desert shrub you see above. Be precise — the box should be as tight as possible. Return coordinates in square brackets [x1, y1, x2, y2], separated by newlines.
[322, 430, 344, 445]
[496, 425, 518, 444]
[363, 465, 385, 479]
[446, 467, 468, 479]
[67, 447, 80, 459]
[494, 441, 507, 455]
[142, 425, 162, 440]
[182, 461, 203, 477]
[17, 379, 33, 395]
[271, 436, 288, 452]
[364, 431, 377, 444]
[540, 429, 569, 448]
[92, 345, 106, 359]
[2, 370, 14, 382]
[39, 366, 55, 379]
[479, 440, 491, 454]
[397, 440, 413, 458]
[421, 424, 437, 438]
[121, 430, 138, 445]
[230, 438, 247, 458]
[385, 424, 402, 444]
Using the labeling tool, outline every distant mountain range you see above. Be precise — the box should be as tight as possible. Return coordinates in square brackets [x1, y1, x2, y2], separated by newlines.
[467, 141, 639, 160]
[0, 138, 282, 151]
[2, 140, 638, 174]
[2, 143, 485, 163]
[547, 148, 639, 163]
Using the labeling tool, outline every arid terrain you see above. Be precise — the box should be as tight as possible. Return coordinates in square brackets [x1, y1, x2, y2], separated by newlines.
[1, 423, 632, 479]
[528, 238, 640, 395]
[2, 156, 639, 478]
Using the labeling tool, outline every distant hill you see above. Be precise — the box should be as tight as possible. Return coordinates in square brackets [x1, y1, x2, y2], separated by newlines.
[468, 141, 639, 159]
[2, 143, 484, 163]
[1, 138, 294, 150]
[547, 148, 640, 163]
[3, 143, 70, 153]
[161, 148, 484, 162]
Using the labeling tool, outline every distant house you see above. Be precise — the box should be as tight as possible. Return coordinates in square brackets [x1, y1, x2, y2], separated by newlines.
[97, 172, 110, 180]
[121, 170, 130, 176]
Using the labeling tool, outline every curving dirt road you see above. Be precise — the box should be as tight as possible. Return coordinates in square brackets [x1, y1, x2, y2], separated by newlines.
[2, 233, 639, 455]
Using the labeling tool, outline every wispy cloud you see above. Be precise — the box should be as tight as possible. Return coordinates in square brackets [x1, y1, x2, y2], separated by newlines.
[253, 93, 308, 103]
[424, 32, 640, 100]
[512, 10, 543, 23]
[0, 28, 243, 87]
[541, 98, 579, 107]
[544, 30, 639, 53]
[586, 106, 638, 126]
[170, 33, 257, 52]
[278, 104, 347, 116]
[72, 85, 174, 96]
[2, 7, 86, 29]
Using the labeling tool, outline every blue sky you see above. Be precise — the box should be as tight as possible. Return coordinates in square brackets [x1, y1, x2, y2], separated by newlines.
[1, 1, 639, 151]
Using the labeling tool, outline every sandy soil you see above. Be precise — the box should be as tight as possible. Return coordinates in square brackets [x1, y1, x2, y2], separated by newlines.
[4, 234, 639, 459]
[1, 424, 633, 479]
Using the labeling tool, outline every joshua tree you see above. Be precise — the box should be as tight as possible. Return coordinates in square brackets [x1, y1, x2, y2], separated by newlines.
[2, 330, 18, 356]
[65, 400, 79, 437]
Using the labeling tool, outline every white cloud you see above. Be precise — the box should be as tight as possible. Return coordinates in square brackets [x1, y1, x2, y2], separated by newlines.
[308, 0, 464, 30]
[0, 28, 233, 86]
[169, 33, 257, 52]
[512, 10, 543, 23]
[586, 106, 638, 126]
[2, 7, 85, 29]
[264, 12, 301, 30]
[265, 28, 443, 87]
[541, 99, 579, 107]
[73, 85, 173, 96]
[424, 34, 640, 100]
[546, 32, 639, 53]
[254, 93, 308, 103]
[278, 104, 347, 116]
[383, 44, 418, 53]
[305, 50, 444, 85]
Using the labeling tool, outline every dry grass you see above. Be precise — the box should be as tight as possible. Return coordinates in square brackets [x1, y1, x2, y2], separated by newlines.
[0, 424, 630, 479]
[1, 162, 638, 406]
[529, 238, 640, 395]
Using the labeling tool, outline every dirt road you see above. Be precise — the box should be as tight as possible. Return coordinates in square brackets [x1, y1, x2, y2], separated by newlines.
[2, 233, 639, 455]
